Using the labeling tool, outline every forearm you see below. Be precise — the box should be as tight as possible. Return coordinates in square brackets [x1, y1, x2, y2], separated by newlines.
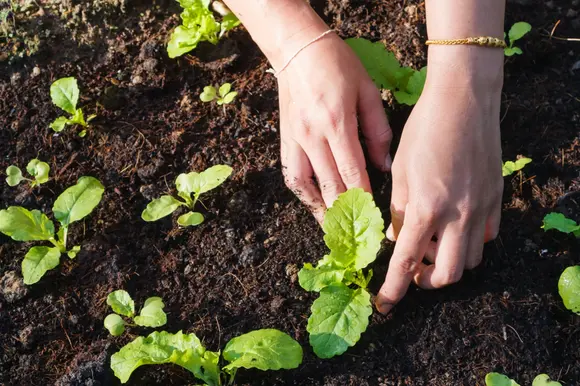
[222, 0, 328, 69]
[425, 0, 506, 90]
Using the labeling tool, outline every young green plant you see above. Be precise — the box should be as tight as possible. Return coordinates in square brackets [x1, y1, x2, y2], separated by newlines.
[5, 159, 50, 188]
[104, 290, 167, 336]
[542, 212, 580, 238]
[346, 37, 426, 106]
[502, 157, 532, 176]
[200, 83, 238, 111]
[0, 176, 104, 284]
[50, 77, 96, 137]
[504, 22, 532, 56]
[297, 188, 384, 358]
[167, 0, 240, 58]
[142, 165, 232, 227]
[111, 329, 303, 385]
[486, 372, 562, 386]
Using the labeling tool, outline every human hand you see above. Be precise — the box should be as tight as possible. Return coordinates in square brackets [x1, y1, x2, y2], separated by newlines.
[277, 32, 393, 224]
[375, 46, 504, 314]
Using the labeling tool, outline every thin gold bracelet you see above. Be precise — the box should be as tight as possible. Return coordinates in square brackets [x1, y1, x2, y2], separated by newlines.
[425, 36, 507, 49]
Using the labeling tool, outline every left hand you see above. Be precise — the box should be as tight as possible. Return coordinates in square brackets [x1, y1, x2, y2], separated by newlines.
[375, 47, 504, 314]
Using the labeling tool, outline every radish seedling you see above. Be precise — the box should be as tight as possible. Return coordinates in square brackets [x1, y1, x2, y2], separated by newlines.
[558, 266, 580, 315]
[346, 38, 426, 106]
[542, 212, 580, 238]
[0, 177, 104, 284]
[502, 157, 532, 176]
[5, 159, 50, 188]
[485, 372, 562, 386]
[504, 22, 532, 56]
[142, 165, 232, 227]
[200, 83, 238, 106]
[111, 329, 302, 385]
[167, 0, 241, 58]
[49, 77, 96, 137]
[298, 188, 384, 358]
[104, 290, 167, 336]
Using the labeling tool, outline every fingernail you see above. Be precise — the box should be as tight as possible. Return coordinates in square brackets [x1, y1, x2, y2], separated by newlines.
[386, 223, 395, 241]
[384, 154, 392, 171]
[377, 302, 394, 315]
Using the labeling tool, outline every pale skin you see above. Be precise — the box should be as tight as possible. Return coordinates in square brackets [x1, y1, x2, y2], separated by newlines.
[223, 0, 505, 314]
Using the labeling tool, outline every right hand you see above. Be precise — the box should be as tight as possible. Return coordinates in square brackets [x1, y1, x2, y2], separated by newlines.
[277, 31, 393, 224]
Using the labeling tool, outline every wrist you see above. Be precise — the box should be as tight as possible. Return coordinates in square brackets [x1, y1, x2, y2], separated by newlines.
[425, 45, 504, 93]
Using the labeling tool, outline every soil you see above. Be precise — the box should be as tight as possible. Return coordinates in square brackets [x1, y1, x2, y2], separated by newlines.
[1, 0, 580, 385]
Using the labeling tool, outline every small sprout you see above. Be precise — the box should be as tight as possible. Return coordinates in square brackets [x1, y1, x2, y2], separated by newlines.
[167, 0, 241, 58]
[502, 157, 532, 176]
[542, 212, 580, 238]
[345, 38, 426, 106]
[67, 245, 81, 259]
[504, 22, 532, 56]
[0, 177, 104, 284]
[142, 165, 232, 227]
[558, 266, 580, 315]
[5, 159, 50, 188]
[104, 291, 167, 337]
[200, 83, 238, 109]
[104, 314, 126, 337]
[533, 374, 562, 386]
[49, 77, 96, 136]
[485, 372, 520, 386]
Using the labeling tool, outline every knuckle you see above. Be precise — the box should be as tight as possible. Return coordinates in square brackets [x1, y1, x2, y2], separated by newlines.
[369, 126, 393, 145]
[391, 256, 419, 275]
[319, 179, 342, 197]
[435, 268, 463, 287]
[283, 174, 305, 193]
[338, 163, 363, 185]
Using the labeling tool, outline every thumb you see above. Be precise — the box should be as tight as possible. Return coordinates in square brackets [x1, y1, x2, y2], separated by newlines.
[358, 79, 393, 172]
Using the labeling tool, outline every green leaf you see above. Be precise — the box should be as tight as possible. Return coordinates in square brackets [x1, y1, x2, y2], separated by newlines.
[5, 165, 24, 187]
[70, 108, 87, 127]
[393, 67, 426, 106]
[111, 330, 221, 386]
[485, 372, 520, 386]
[502, 157, 532, 176]
[104, 313, 126, 337]
[50, 77, 79, 114]
[508, 22, 532, 43]
[222, 91, 238, 104]
[200, 86, 217, 102]
[177, 212, 205, 227]
[220, 12, 241, 37]
[22, 246, 61, 285]
[50, 116, 70, 133]
[107, 290, 136, 317]
[134, 297, 167, 327]
[78, 129, 87, 138]
[307, 284, 372, 358]
[532, 374, 562, 386]
[142, 195, 185, 222]
[53, 176, 105, 227]
[223, 329, 303, 372]
[218, 83, 231, 98]
[345, 38, 402, 90]
[67, 245, 81, 259]
[298, 262, 346, 292]
[323, 188, 384, 270]
[504, 47, 523, 56]
[558, 266, 580, 315]
[26, 159, 50, 185]
[175, 165, 233, 196]
[542, 213, 580, 237]
[0, 207, 55, 241]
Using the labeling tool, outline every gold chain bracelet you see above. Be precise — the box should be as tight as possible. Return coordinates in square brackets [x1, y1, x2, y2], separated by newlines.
[426, 36, 507, 49]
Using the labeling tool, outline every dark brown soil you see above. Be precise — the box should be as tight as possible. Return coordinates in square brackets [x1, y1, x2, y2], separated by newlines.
[1, 1, 580, 385]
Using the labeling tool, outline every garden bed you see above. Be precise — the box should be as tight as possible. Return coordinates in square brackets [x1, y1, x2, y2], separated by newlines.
[1, 0, 579, 385]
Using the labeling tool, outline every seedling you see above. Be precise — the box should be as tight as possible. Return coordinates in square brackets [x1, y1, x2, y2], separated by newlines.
[297, 188, 384, 358]
[504, 22, 532, 56]
[49, 77, 96, 137]
[200, 83, 238, 110]
[167, 0, 240, 58]
[111, 329, 302, 385]
[558, 266, 580, 315]
[5, 159, 50, 187]
[502, 157, 532, 176]
[485, 372, 561, 386]
[142, 165, 232, 227]
[104, 290, 167, 336]
[346, 38, 426, 106]
[0, 177, 104, 284]
[542, 212, 580, 238]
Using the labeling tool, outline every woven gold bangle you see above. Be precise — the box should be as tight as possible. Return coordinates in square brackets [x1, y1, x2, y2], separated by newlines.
[425, 36, 507, 49]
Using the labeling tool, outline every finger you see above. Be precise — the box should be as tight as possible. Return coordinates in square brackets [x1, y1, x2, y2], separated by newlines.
[485, 199, 501, 242]
[376, 213, 434, 314]
[302, 139, 346, 208]
[465, 221, 486, 270]
[281, 138, 326, 224]
[326, 115, 372, 193]
[424, 241, 438, 263]
[414, 223, 469, 289]
[389, 160, 408, 240]
[358, 79, 393, 172]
